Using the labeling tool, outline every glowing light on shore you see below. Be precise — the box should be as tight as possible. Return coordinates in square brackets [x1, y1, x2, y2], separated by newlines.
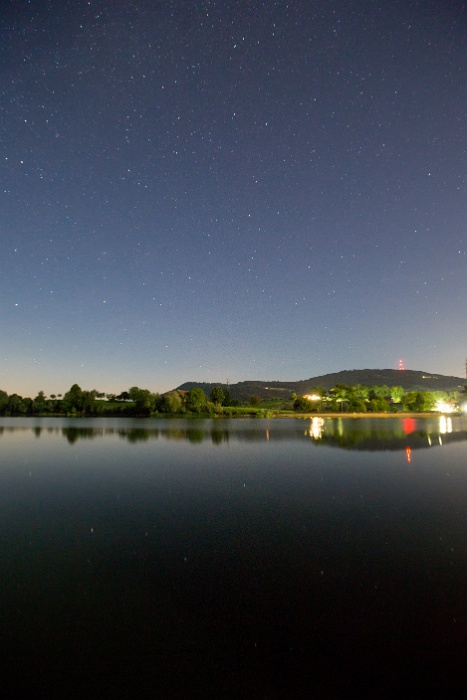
[435, 400, 454, 413]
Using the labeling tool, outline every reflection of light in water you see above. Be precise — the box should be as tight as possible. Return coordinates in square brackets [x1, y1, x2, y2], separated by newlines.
[306, 417, 324, 439]
[406, 447, 411, 463]
[403, 417, 416, 434]
[265, 429, 270, 441]
[439, 416, 452, 435]
[337, 418, 343, 437]
[428, 435, 432, 445]
[439, 416, 453, 434]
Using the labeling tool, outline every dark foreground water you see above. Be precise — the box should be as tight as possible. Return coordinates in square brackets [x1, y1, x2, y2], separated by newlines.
[0, 416, 466, 697]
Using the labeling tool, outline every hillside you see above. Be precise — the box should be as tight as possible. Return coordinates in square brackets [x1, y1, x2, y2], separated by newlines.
[176, 369, 466, 401]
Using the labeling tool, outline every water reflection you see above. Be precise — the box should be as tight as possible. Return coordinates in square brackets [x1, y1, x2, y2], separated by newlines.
[0, 420, 464, 696]
[439, 415, 452, 434]
[305, 416, 325, 439]
[402, 417, 416, 435]
[63, 427, 99, 444]
[304, 415, 467, 451]
[0, 416, 467, 451]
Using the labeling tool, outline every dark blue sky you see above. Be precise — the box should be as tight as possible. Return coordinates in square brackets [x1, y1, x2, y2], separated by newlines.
[1, 0, 466, 395]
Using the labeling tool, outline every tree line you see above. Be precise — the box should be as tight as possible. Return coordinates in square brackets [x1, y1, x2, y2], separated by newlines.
[0, 384, 238, 417]
[291, 383, 459, 413]
[0, 382, 460, 417]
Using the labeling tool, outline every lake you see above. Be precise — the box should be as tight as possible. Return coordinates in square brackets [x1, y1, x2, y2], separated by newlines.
[0, 416, 466, 697]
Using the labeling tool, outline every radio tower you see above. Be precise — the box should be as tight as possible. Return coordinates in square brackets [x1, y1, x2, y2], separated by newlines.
[399, 359, 405, 371]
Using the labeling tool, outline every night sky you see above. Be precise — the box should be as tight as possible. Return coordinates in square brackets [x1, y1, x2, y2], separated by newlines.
[1, 0, 466, 396]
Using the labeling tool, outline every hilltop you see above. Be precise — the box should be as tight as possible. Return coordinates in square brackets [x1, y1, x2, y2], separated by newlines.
[176, 369, 465, 401]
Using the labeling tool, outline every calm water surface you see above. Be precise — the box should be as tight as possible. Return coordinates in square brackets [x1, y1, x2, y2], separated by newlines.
[0, 416, 466, 697]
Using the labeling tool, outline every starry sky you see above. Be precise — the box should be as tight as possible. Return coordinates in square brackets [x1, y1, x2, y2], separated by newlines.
[1, 0, 466, 397]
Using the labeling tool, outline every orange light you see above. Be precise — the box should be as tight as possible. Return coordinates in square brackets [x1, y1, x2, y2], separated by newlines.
[406, 447, 411, 463]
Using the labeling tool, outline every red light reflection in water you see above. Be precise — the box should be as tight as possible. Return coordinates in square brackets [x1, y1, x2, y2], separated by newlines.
[406, 447, 411, 463]
[403, 417, 416, 434]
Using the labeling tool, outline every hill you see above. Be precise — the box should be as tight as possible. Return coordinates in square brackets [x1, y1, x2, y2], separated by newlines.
[175, 369, 466, 402]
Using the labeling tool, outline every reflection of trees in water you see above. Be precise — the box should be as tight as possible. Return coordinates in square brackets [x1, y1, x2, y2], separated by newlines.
[211, 429, 229, 445]
[187, 429, 205, 443]
[304, 416, 467, 451]
[0, 420, 298, 444]
[164, 429, 189, 441]
[124, 428, 152, 444]
[0, 426, 62, 439]
[313, 429, 467, 451]
[322, 418, 406, 442]
[1, 417, 465, 449]
[62, 427, 96, 444]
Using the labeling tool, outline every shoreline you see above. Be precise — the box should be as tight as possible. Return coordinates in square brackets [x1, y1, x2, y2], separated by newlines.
[0, 411, 458, 420]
